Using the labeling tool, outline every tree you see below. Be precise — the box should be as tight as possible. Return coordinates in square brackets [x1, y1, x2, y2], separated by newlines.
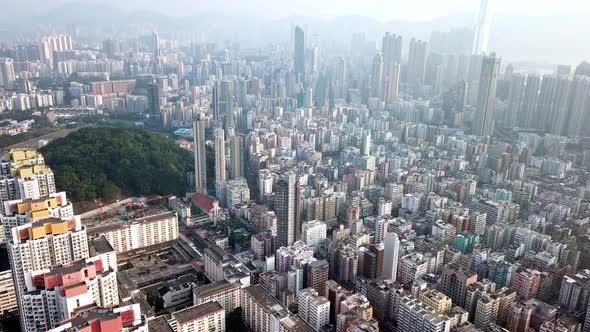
[40, 127, 194, 203]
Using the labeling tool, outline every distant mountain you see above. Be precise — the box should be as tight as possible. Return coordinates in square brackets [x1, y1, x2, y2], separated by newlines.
[0, 2, 588, 65]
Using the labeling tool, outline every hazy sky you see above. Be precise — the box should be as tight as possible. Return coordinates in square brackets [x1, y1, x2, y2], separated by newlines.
[13, 0, 590, 21]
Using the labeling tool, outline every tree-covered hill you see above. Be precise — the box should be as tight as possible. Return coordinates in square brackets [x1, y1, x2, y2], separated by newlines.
[40, 127, 193, 202]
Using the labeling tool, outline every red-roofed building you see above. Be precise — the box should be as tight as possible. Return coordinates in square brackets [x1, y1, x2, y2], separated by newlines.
[50, 303, 146, 332]
[191, 193, 220, 222]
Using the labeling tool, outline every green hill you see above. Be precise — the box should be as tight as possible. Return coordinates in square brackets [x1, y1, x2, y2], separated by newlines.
[40, 127, 193, 202]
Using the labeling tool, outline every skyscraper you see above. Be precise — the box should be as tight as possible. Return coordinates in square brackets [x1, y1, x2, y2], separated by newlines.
[193, 115, 207, 193]
[220, 80, 234, 126]
[505, 74, 525, 127]
[212, 81, 221, 122]
[473, 54, 501, 137]
[152, 32, 162, 75]
[384, 63, 401, 103]
[214, 128, 226, 183]
[565, 76, 590, 137]
[275, 172, 299, 247]
[306, 260, 329, 296]
[382, 32, 403, 67]
[371, 53, 384, 99]
[147, 82, 161, 115]
[294, 26, 305, 83]
[229, 135, 244, 179]
[381, 32, 402, 102]
[382, 232, 400, 281]
[0, 58, 16, 89]
[518, 74, 541, 129]
[407, 39, 428, 85]
[472, 0, 492, 54]
[361, 130, 371, 156]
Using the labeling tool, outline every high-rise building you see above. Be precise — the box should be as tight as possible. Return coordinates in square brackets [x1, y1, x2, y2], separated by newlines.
[193, 115, 207, 193]
[565, 76, 590, 137]
[297, 288, 330, 332]
[193, 280, 241, 314]
[439, 263, 478, 307]
[0, 270, 17, 315]
[8, 218, 89, 292]
[241, 285, 311, 332]
[220, 80, 234, 127]
[275, 172, 300, 247]
[418, 289, 452, 314]
[558, 271, 590, 312]
[89, 211, 179, 253]
[306, 260, 329, 297]
[382, 231, 400, 281]
[52, 304, 146, 332]
[0, 58, 16, 89]
[152, 31, 161, 74]
[229, 135, 244, 179]
[397, 296, 453, 332]
[371, 53, 384, 99]
[0, 149, 56, 204]
[8, 218, 89, 331]
[172, 302, 225, 332]
[301, 220, 327, 251]
[19, 257, 118, 331]
[361, 130, 371, 156]
[472, 0, 491, 54]
[511, 269, 541, 301]
[508, 301, 533, 332]
[407, 39, 428, 85]
[214, 128, 227, 183]
[505, 74, 525, 127]
[382, 32, 402, 103]
[518, 74, 541, 128]
[537, 75, 570, 133]
[473, 54, 501, 137]
[294, 26, 306, 82]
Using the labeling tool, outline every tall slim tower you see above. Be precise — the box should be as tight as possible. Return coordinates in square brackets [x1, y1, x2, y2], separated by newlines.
[382, 232, 400, 281]
[384, 63, 401, 103]
[371, 53, 384, 99]
[472, 0, 491, 54]
[518, 75, 541, 129]
[214, 128, 226, 183]
[152, 32, 161, 75]
[565, 77, 590, 137]
[0, 58, 16, 89]
[193, 115, 207, 193]
[294, 26, 306, 83]
[153, 31, 161, 58]
[275, 172, 299, 247]
[382, 32, 402, 103]
[407, 39, 428, 85]
[473, 54, 501, 137]
[229, 135, 244, 179]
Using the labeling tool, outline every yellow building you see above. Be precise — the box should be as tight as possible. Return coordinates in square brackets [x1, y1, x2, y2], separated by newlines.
[418, 288, 453, 314]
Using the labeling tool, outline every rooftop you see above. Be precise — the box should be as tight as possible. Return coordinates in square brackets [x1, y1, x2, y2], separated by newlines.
[173, 302, 224, 325]
[193, 280, 240, 299]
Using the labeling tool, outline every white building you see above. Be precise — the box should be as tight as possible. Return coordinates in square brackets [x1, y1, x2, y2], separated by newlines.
[172, 302, 225, 332]
[90, 211, 179, 253]
[383, 232, 400, 281]
[297, 288, 330, 332]
[301, 220, 327, 251]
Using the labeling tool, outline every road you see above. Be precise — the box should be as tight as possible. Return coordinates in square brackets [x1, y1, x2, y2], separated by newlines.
[7, 127, 83, 150]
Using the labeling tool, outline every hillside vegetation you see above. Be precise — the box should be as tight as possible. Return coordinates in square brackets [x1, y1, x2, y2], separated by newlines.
[40, 127, 193, 202]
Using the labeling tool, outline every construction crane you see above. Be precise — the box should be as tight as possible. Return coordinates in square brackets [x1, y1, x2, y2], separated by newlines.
[126, 194, 175, 216]
[95, 197, 105, 222]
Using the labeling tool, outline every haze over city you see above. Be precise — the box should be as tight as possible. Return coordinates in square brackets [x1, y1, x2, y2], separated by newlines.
[0, 1, 590, 332]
